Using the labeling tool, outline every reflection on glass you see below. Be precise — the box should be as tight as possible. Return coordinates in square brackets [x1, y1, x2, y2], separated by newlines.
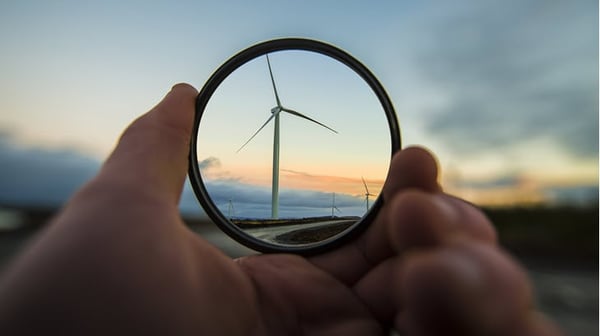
[196, 50, 391, 246]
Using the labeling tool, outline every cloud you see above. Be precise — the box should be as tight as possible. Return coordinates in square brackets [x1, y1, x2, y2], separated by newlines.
[453, 175, 522, 190]
[196, 177, 368, 219]
[281, 169, 314, 178]
[0, 132, 100, 207]
[198, 156, 221, 170]
[281, 168, 384, 196]
[418, 1, 598, 158]
[0, 137, 369, 219]
[186, 160, 377, 219]
[543, 185, 599, 206]
[0, 132, 208, 217]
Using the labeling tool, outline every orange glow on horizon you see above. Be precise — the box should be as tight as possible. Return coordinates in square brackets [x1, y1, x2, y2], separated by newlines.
[202, 161, 597, 207]
[447, 185, 547, 207]
[202, 163, 385, 198]
[280, 170, 384, 197]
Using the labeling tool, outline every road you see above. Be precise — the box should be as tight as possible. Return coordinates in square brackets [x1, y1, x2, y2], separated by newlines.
[242, 219, 354, 245]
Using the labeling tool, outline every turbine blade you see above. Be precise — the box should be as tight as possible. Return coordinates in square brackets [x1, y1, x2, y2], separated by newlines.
[281, 107, 338, 134]
[266, 54, 281, 107]
[334, 206, 341, 213]
[236, 114, 275, 153]
[362, 177, 370, 194]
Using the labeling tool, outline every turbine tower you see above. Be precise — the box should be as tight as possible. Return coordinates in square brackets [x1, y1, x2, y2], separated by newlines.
[227, 199, 235, 219]
[237, 54, 337, 219]
[362, 177, 375, 212]
[331, 192, 341, 218]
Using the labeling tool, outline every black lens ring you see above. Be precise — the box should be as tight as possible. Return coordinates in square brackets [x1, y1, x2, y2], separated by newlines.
[188, 38, 400, 255]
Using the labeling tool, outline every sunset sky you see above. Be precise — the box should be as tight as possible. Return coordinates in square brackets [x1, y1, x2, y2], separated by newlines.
[0, 0, 597, 218]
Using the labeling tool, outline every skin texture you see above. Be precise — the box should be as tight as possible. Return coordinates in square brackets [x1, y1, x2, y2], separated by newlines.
[0, 84, 563, 335]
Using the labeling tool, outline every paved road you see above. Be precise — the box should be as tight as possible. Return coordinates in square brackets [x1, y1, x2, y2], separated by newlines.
[242, 219, 353, 244]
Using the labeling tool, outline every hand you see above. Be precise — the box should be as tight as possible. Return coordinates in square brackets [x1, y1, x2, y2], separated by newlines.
[0, 84, 562, 335]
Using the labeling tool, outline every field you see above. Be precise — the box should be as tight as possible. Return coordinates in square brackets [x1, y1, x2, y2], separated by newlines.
[484, 205, 598, 264]
[232, 215, 360, 228]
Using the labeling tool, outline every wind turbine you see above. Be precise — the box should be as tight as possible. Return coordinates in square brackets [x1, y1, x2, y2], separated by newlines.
[237, 54, 338, 219]
[331, 192, 341, 218]
[362, 177, 375, 212]
[227, 199, 235, 219]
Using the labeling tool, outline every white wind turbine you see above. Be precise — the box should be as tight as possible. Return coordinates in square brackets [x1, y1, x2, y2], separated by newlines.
[237, 54, 337, 219]
[362, 177, 375, 212]
[227, 199, 235, 219]
[331, 192, 341, 218]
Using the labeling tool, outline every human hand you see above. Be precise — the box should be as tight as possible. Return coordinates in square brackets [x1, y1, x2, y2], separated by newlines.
[0, 84, 562, 335]
[239, 148, 564, 335]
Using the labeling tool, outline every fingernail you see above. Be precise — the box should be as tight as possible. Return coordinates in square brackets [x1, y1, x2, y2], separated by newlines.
[171, 83, 195, 92]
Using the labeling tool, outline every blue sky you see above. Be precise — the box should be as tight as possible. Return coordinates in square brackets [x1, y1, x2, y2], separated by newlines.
[0, 0, 597, 217]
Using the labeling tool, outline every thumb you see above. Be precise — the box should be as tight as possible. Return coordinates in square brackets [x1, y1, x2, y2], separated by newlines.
[98, 83, 198, 204]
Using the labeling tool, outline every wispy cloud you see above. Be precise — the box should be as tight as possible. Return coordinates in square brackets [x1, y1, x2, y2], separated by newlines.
[418, 1, 598, 159]
[443, 170, 599, 207]
[281, 168, 384, 196]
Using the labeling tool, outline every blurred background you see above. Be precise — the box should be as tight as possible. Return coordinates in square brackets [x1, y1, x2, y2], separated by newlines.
[0, 1, 597, 334]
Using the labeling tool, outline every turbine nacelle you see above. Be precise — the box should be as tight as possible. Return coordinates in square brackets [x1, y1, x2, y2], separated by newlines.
[271, 106, 281, 114]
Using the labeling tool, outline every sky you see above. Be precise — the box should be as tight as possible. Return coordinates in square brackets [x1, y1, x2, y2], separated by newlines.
[0, 0, 597, 219]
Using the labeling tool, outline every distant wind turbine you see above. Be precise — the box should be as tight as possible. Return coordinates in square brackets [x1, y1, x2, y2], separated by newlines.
[237, 54, 338, 219]
[362, 177, 375, 212]
[331, 192, 341, 218]
[227, 199, 235, 219]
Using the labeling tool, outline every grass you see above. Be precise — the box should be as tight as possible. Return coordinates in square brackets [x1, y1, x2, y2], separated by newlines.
[232, 215, 360, 229]
[274, 220, 356, 244]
